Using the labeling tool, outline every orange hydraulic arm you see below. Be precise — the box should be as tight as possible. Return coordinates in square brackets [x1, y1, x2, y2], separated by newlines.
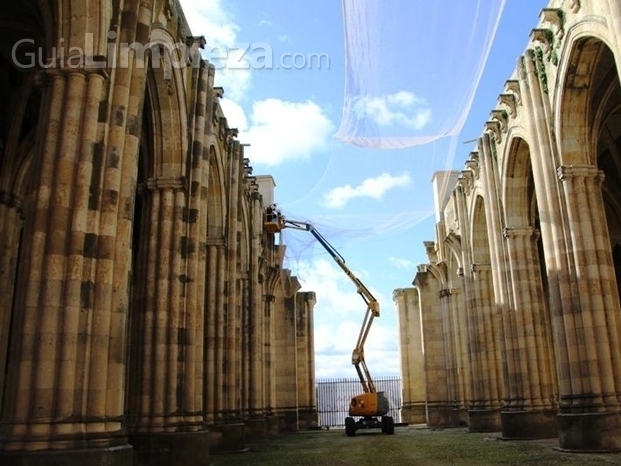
[282, 219, 380, 394]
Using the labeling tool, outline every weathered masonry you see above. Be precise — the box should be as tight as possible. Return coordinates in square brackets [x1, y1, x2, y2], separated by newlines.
[0, 1, 316, 465]
[396, 0, 621, 452]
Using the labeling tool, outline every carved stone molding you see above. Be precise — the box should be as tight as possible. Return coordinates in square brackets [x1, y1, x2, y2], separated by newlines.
[146, 176, 187, 191]
[499, 93, 517, 118]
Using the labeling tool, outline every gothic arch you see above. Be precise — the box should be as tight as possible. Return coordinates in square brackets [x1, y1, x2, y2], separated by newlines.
[502, 136, 533, 227]
[144, 28, 189, 177]
[470, 194, 491, 264]
[444, 231, 462, 273]
[56, 0, 111, 54]
[555, 23, 615, 166]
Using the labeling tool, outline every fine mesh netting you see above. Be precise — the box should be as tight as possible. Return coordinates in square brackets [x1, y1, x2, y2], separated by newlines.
[335, 0, 506, 149]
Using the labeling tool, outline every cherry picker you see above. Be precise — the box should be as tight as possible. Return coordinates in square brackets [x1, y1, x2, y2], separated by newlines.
[264, 206, 395, 436]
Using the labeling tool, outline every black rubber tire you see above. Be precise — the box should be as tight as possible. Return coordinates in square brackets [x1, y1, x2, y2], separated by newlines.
[383, 415, 395, 435]
[345, 417, 356, 437]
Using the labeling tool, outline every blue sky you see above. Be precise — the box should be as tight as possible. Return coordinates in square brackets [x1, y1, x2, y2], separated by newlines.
[179, 0, 549, 379]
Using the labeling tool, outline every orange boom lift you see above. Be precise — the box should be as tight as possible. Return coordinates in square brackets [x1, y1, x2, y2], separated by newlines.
[264, 207, 395, 436]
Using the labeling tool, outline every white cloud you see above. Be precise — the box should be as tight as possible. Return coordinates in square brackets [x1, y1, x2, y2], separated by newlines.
[323, 172, 412, 209]
[295, 258, 400, 379]
[352, 90, 432, 130]
[179, 0, 251, 100]
[180, 1, 332, 164]
[218, 98, 248, 131]
[388, 256, 414, 269]
[242, 99, 333, 166]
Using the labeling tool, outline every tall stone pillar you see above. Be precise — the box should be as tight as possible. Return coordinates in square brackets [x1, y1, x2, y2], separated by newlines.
[245, 194, 267, 440]
[471, 133, 506, 432]
[296, 291, 317, 430]
[502, 226, 557, 438]
[225, 141, 241, 420]
[414, 267, 453, 426]
[453, 182, 474, 423]
[469, 263, 502, 431]
[0, 67, 134, 464]
[0, 196, 24, 407]
[393, 288, 426, 424]
[555, 165, 621, 451]
[205, 242, 225, 424]
[273, 277, 301, 431]
[128, 177, 210, 465]
[434, 281, 466, 425]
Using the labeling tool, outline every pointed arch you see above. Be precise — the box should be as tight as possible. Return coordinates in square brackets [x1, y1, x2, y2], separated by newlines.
[470, 194, 491, 264]
[502, 136, 533, 227]
[144, 27, 189, 178]
[556, 24, 616, 166]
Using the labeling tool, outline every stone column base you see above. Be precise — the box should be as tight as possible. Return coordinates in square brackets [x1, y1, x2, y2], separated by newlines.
[468, 408, 501, 432]
[558, 411, 621, 452]
[426, 403, 457, 427]
[297, 409, 319, 430]
[129, 431, 210, 466]
[208, 423, 246, 454]
[400, 404, 426, 425]
[265, 415, 281, 437]
[245, 418, 267, 441]
[500, 409, 558, 439]
[0, 444, 133, 466]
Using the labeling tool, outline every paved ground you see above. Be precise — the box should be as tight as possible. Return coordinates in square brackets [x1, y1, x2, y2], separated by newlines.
[210, 425, 621, 465]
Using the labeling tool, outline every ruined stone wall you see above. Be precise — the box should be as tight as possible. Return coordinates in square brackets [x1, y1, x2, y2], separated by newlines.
[398, 0, 621, 451]
[0, 1, 316, 464]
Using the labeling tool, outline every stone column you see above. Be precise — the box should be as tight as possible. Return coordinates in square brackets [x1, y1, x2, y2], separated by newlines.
[502, 226, 557, 438]
[438, 285, 466, 425]
[473, 133, 509, 432]
[0, 196, 24, 406]
[273, 295, 298, 432]
[296, 291, 317, 430]
[556, 164, 621, 450]
[393, 288, 426, 424]
[182, 62, 210, 434]
[469, 263, 502, 431]
[245, 195, 267, 440]
[453, 183, 475, 424]
[128, 177, 210, 464]
[263, 260, 282, 436]
[0, 67, 134, 464]
[414, 268, 452, 426]
[225, 141, 241, 419]
[204, 242, 225, 424]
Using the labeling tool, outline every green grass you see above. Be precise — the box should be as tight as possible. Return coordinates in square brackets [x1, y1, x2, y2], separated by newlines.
[210, 426, 621, 466]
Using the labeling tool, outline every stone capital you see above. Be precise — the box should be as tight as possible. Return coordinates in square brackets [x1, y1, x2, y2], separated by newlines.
[471, 262, 491, 273]
[146, 176, 187, 191]
[556, 164, 602, 182]
[503, 226, 534, 239]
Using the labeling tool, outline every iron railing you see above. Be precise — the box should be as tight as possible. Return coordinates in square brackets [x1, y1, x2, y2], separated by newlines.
[316, 376, 402, 427]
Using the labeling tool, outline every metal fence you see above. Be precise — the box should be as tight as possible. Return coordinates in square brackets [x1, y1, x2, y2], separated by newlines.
[315, 376, 402, 427]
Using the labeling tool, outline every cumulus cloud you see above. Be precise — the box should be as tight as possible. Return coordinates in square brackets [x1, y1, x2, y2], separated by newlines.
[242, 98, 333, 166]
[295, 258, 400, 379]
[323, 172, 412, 209]
[218, 98, 248, 131]
[352, 90, 432, 130]
[179, 0, 251, 100]
[388, 256, 414, 269]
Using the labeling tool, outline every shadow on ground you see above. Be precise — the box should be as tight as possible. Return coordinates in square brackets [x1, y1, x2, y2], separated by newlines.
[210, 425, 621, 466]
